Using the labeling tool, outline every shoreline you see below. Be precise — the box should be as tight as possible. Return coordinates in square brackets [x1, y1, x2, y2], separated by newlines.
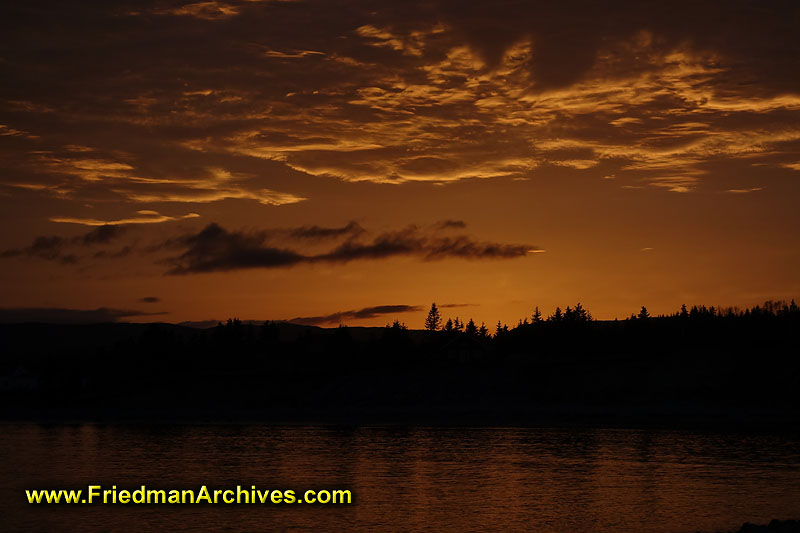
[3, 405, 799, 432]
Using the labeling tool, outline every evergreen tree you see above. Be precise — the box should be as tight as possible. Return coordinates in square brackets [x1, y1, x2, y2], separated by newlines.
[478, 322, 489, 338]
[532, 306, 543, 323]
[444, 318, 454, 332]
[465, 318, 478, 335]
[424, 302, 442, 331]
[574, 302, 592, 322]
[638, 306, 650, 320]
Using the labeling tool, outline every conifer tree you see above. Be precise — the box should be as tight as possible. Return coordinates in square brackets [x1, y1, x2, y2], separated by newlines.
[424, 302, 441, 331]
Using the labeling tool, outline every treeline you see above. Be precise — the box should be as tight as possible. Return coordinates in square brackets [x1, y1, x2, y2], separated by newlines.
[1, 299, 798, 423]
[409, 299, 800, 338]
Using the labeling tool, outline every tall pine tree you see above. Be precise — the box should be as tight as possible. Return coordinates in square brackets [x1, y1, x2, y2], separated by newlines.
[424, 302, 442, 331]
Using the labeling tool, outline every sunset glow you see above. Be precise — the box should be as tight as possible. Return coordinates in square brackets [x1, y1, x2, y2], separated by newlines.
[1, 1, 798, 326]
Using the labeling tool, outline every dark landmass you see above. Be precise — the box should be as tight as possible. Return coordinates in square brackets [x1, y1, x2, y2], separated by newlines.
[724, 520, 800, 533]
[1, 302, 798, 428]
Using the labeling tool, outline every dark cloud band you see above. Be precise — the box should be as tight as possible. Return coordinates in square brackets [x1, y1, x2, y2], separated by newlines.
[165, 222, 540, 274]
[290, 304, 422, 326]
[0, 307, 165, 324]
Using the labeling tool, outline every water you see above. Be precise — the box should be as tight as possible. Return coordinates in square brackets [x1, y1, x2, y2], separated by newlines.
[2, 424, 800, 532]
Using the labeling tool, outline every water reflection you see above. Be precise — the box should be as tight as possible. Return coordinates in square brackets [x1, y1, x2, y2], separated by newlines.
[2, 425, 799, 532]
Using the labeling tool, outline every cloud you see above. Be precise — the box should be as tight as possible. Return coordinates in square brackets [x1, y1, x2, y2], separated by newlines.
[0, 225, 129, 263]
[288, 221, 365, 240]
[1, 236, 65, 261]
[146, 1, 242, 20]
[263, 49, 326, 59]
[725, 187, 764, 194]
[319, 227, 536, 263]
[1, 0, 799, 218]
[50, 211, 200, 226]
[139, 296, 161, 303]
[289, 304, 422, 326]
[0, 307, 166, 324]
[80, 225, 127, 245]
[434, 219, 467, 229]
[164, 222, 539, 274]
[1, 219, 377, 268]
[165, 223, 307, 274]
[118, 170, 307, 205]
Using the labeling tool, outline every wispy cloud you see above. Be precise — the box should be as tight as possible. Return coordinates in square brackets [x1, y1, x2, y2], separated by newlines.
[50, 211, 200, 226]
[433, 220, 467, 230]
[287, 221, 365, 240]
[0, 236, 74, 263]
[144, 1, 242, 20]
[0, 307, 166, 324]
[725, 187, 764, 194]
[289, 304, 422, 326]
[318, 227, 536, 263]
[0, 225, 130, 264]
[80, 225, 127, 244]
[3, 0, 799, 209]
[164, 222, 540, 274]
[263, 49, 325, 59]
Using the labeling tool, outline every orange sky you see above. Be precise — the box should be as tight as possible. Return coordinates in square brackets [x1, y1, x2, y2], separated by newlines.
[1, 1, 799, 327]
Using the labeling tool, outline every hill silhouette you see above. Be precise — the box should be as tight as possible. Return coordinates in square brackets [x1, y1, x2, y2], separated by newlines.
[1, 301, 798, 427]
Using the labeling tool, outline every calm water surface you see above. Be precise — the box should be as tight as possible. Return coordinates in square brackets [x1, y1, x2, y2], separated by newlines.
[2, 424, 800, 532]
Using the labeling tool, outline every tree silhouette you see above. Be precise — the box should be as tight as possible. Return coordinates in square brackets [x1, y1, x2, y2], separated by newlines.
[465, 318, 478, 336]
[443, 318, 454, 332]
[4, 297, 800, 428]
[573, 302, 591, 322]
[424, 302, 442, 331]
[532, 306, 543, 323]
[560, 303, 592, 323]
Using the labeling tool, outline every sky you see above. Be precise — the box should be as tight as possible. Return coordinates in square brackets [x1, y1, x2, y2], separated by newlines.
[1, 0, 799, 327]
